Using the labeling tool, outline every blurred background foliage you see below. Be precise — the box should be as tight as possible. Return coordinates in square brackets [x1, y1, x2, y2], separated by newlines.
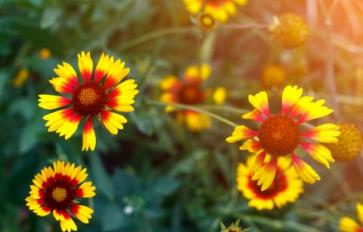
[2, 0, 363, 231]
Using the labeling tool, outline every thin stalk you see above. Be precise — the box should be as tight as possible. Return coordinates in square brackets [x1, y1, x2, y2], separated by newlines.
[221, 23, 269, 30]
[324, 11, 340, 117]
[240, 215, 321, 232]
[147, 100, 238, 127]
[318, 0, 340, 117]
[121, 27, 194, 51]
[198, 105, 248, 114]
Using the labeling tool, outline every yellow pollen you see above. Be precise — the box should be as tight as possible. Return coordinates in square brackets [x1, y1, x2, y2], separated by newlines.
[78, 88, 98, 105]
[51, 187, 67, 202]
[258, 115, 300, 156]
[199, 13, 215, 31]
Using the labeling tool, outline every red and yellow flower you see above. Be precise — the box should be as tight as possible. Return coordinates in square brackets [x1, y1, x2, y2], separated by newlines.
[340, 203, 363, 232]
[160, 64, 225, 131]
[38, 52, 139, 151]
[226, 85, 340, 190]
[183, 0, 248, 22]
[237, 156, 303, 210]
[26, 161, 96, 232]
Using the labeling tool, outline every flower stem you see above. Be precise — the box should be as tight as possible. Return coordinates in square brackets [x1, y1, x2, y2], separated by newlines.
[147, 100, 238, 127]
[121, 27, 194, 51]
[221, 23, 269, 30]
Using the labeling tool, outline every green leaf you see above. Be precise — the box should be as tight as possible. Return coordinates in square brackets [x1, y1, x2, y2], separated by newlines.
[0, 70, 9, 99]
[169, 150, 208, 176]
[19, 118, 43, 154]
[101, 204, 126, 231]
[90, 153, 114, 201]
[40, 7, 61, 29]
[152, 176, 179, 197]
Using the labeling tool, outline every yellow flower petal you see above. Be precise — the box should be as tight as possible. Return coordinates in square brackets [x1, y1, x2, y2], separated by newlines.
[82, 118, 96, 152]
[77, 51, 93, 83]
[71, 205, 94, 224]
[357, 203, 363, 224]
[339, 217, 359, 232]
[185, 112, 211, 131]
[226, 125, 257, 143]
[38, 94, 71, 110]
[252, 158, 277, 191]
[304, 123, 340, 143]
[292, 155, 320, 184]
[184, 64, 211, 81]
[248, 91, 269, 116]
[301, 143, 335, 168]
[160, 75, 179, 90]
[101, 111, 127, 135]
[213, 87, 226, 105]
[281, 85, 303, 115]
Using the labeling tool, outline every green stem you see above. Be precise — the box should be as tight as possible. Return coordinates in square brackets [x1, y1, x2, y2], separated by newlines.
[241, 215, 320, 232]
[147, 100, 238, 127]
[221, 23, 269, 30]
[199, 105, 248, 114]
[121, 27, 194, 51]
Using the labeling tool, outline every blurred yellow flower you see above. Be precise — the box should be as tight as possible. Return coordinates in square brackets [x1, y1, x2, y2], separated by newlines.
[198, 13, 216, 31]
[213, 87, 226, 104]
[26, 161, 96, 232]
[160, 64, 225, 131]
[237, 156, 303, 210]
[13, 68, 29, 87]
[270, 13, 308, 49]
[39, 48, 51, 60]
[226, 85, 340, 190]
[183, 0, 248, 22]
[340, 203, 363, 232]
[38, 51, 139, 151]
[220, 220, 245, 232]
[326, 123, 362, 161]
[261, 64, 287, 88]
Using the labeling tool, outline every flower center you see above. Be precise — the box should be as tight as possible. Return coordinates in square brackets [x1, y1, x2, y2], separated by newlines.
[51, 187, 67, 202]
[177, 82, 205, 105]
[199, 14, 215, 30]
[73, 84, 106, 116]
[78, 88, 99, 105]
[204, 0, 227, 6]
[258, 115, 300, 156]
[248, 168, 287, 197]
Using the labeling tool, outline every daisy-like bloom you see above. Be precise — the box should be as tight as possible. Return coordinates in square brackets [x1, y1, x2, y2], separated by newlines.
[270, 13, 308, 49]
[183, 0, 248, 22]
[26, 161, 96, 232]
[261, 64, 287, 89]
[340, 203, 363, 232]
[160, 64, 225, 131]
[220, 220, 245, 232]
[226, 85, 340, 190]
[237, 156, 303, 210]
[326, 123, 363, 161]
[38, 52, 139, 151]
